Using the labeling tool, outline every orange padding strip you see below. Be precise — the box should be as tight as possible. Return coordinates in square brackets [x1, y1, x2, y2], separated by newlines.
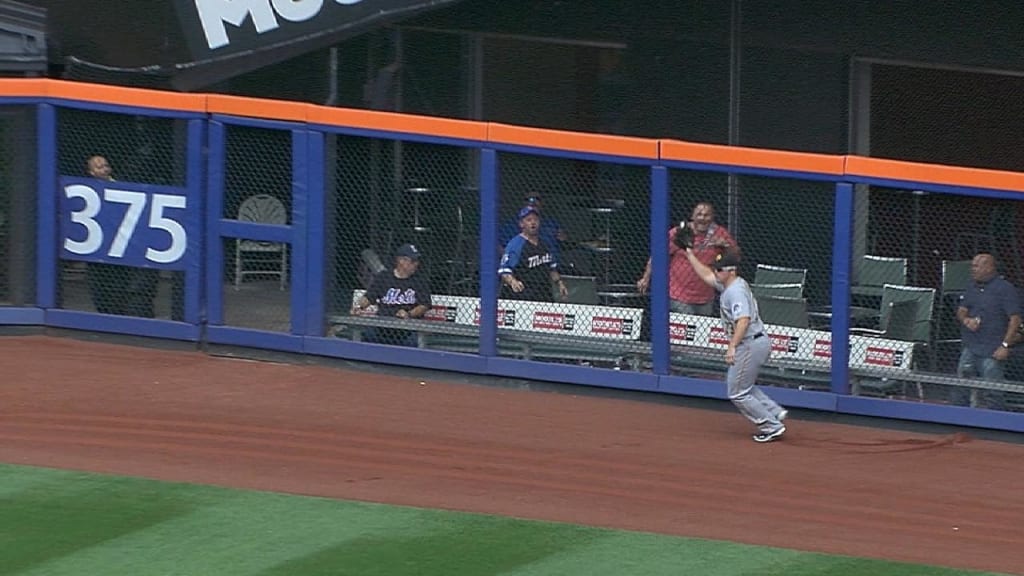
[3, 79, 1023, 191]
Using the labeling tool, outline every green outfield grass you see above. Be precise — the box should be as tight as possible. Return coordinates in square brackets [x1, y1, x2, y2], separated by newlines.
[0, 463, 1008, 576]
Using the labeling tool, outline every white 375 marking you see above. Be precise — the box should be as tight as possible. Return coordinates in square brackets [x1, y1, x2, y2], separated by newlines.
[63, 184, 188, 264]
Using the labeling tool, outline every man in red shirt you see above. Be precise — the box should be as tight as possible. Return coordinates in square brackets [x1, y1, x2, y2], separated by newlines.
[636, 202, 736, 316]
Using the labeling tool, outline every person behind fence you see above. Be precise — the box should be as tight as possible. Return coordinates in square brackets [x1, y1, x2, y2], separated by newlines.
[499, 205, 568, 302]
[951, 252, 1021, 410]
[351, 243, 432, 347]
[498, 194, 567, 265]
[84, 155, 160, 318]
[683, 245, 788, 443]
[636, 201, 736, 316]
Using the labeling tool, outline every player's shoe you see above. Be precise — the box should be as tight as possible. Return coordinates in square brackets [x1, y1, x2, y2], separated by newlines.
[777, 409, 788, 422]
[753, 426, 786, 443]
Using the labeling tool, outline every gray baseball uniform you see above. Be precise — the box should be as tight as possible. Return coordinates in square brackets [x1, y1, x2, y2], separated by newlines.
[716, 276, 786, 434]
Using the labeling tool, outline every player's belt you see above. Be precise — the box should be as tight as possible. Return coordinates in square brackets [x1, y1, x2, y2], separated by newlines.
[745, 332, 764, 341]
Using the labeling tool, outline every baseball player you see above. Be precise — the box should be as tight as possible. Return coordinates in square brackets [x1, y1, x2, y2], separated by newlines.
[681, 236, 788, 442]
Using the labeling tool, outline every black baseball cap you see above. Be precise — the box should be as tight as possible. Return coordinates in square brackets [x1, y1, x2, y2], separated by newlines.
[395, 243, 421, 261]
[713, 251, 741, 270]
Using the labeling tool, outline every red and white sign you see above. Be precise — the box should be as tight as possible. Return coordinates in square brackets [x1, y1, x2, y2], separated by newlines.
[533, 311, 568, 330]
[709, 326, 730, 346]
[813, 339, 832, 358]
[592, 316, 628, 336]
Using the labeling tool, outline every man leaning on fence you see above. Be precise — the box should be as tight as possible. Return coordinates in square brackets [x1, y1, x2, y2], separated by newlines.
[951, 253, 1021, 410]
[351, 243, 432, 347]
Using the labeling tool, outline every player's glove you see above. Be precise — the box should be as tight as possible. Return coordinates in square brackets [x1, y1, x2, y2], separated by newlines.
[672, 222, 694, 249]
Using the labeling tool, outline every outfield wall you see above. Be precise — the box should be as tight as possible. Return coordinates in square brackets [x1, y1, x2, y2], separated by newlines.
[2, 79, 1023, 433]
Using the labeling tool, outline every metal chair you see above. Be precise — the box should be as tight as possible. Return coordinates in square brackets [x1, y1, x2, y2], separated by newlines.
[936, 259, 972, 346]
[234, 194, 288, 290]
[851, 284, 937, 370]
[851, 255, 907, 300]
[752, 283, 804, 300]
[850, 299, 922, 399]
[557, 275, 600, 305]
[754, 264, 807, 289]
[758, 295, 810, 329]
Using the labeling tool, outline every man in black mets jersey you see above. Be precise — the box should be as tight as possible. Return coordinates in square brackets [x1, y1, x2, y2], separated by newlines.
[499, 206, 569, 302]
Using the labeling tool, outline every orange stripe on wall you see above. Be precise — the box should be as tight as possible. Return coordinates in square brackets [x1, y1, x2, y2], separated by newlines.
[660, 140, 845, 175]
[308, 106, 488, 141]
[5, 79, 1024, 193]
[206, 94, 310, 122]
[487, 123, 659, 159]
[845, 156, 1024, 193]
[47, 80, 206, 112]
[0, 78, 50, 97]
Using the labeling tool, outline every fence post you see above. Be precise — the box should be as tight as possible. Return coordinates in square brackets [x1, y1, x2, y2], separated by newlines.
[830, 181, 855, 395]
[184, 118, 206, 326]
[303, 129, 326, 337]
[649, 165, 670, 375]
[478, 148, 498, 357]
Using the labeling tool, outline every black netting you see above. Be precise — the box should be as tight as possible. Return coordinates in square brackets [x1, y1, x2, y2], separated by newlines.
[220, 124, 293, 331]
[0, 106, 37, 306]
[325, 133, 477, 348]
[850, 187, 1024, 411]
[496, 152, 649, 368]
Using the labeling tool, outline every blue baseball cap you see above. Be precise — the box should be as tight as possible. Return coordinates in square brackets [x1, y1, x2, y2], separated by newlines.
[517, 206, 540, 220]
[395, 243, 421, 260]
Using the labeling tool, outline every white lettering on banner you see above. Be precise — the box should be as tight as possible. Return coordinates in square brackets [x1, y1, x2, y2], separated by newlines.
[591, 316, 632, 336]
[63, 184, 189, 265]
[473, 307, 516, 327]
[813, 339, 832, 358]
[194, 0, 366, 50]
[769, 334, 799, 354]
[669, 322, 697, 343]
[63, 184, 103, 256]
[533, 311, 572, 331]
[423, 306, 457, 323]
[864, 346, 905, 368]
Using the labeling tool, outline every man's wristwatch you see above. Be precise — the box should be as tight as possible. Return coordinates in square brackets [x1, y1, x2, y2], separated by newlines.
[1001, 341, 1011, 349]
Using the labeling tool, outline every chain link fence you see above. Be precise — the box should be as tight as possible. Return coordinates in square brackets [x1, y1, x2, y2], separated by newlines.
[849, 186, 1024, 411]
[495, 153, 649, 367]
[220, 124, 293, 332]
[56, 108, 187, 319]
[0, 106, 36, 306]
[326, 133, 477, 347]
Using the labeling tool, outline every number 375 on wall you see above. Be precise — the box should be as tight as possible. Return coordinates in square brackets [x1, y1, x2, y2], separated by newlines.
[59, 178, 191, 270]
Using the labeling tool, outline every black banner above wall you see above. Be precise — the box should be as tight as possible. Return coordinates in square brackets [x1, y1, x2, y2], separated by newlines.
[175, 0, 462, 60]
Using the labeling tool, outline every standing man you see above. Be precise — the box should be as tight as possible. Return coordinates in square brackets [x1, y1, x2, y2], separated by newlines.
[683, 246, 788, 443]
[952, 253, 1021, 409]
[84, 155, 124, 315]
[84, 155, 161, 318]
[351, 243, 432, 347]
[499, 206, 569, 302]
[636, 201, 736, 316]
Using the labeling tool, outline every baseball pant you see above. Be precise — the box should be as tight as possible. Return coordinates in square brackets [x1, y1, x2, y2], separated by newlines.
[727, 334, 785, 433]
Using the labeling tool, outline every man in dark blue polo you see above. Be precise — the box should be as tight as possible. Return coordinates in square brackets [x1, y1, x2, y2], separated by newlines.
[952, 253, 1021, 409]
